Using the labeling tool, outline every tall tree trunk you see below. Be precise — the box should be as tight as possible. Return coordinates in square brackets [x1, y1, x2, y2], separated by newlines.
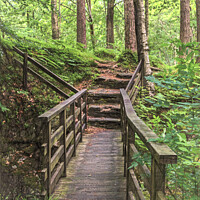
[134, 1, 142, 61]
[106, 0, 115, 49]
[51, 0, 60, 39]
[180, 0, 191, 44]
[58, 0, 61, 37]
[77, 0, 87, 47]
[196, 0, 200, 62]
[86, 0, 95, 49]
[27, 11, 30, 27]
[145, 0, 149, 39]
[134, 0, 154, 94]
[124, 0, 137, 52]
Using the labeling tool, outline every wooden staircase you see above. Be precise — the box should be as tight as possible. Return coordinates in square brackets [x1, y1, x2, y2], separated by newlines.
[37, 59, 178, 200]
[88, 62, 133, 129]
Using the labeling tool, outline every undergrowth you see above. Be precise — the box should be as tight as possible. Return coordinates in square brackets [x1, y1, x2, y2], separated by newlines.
[94, 47, 118, 60]
[0, 46, 66, 199]
[133, 43, 200, 199]
[117, 49, 138, 68]
[1, 36, 99, 85]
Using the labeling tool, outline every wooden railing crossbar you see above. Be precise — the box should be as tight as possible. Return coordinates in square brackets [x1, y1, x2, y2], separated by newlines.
[14, 58, 69, 98]
[125, 59, 143, 105]
[13, 47, 78, 95]
[126, 59, 142, 92]
[39, 89, 87, 197]
[120, 88, 177, 200]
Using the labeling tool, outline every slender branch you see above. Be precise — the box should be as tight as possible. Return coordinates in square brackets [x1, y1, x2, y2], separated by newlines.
[2, 0, 16, 9]
[115, 6, 124, 18]
[68, 0, 76, 6]
[60, 3, 76, 13]
[114, 1, 123, 7]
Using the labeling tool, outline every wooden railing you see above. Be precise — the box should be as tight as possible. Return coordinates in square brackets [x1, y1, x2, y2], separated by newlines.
[126, 59, 143, 104]
[120, 89, 177, 200]
[39, 89, 87, 197]
[13, 47, 78, 98]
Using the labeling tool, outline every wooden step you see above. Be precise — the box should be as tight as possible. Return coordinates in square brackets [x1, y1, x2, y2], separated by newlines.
[88, 104, 120, 118]
[116, 73, 133, 79]
[88, 89, 120, 104]
[88, 117, 121, 129]
[94, 77, 129, 89]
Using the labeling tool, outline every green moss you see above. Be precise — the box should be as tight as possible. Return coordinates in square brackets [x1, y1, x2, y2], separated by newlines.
[94, 48, 117, 60]
[1, 37, 98, 84]
[117, 50, 138, 67]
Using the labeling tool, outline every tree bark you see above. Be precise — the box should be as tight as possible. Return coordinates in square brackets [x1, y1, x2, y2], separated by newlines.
[86, 0, 95, 49]
[106, 0, 115, 49]
[145, 0, 149, 39]
[77, 0, 87, 48]
[196, 0, 200, 62]
[51, 0, 60, 39]
[124, 0, 137, 52]
[134, 0, 154, 94]
[180, 0, 191, 44]
[134, 1, 142, 61]
[58, 0, 61, 36]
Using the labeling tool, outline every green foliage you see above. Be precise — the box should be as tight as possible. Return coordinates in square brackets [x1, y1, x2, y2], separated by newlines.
[0, 102, 9, 112]
[129, 152, 150, 169]
[94, 48, 118, 60]
[149, 0, 197, 65]
[135, 44, 200, 199]
[149, 55, 166, 69]
[1, 35, 98, 84]
[117, 49, 138, 66]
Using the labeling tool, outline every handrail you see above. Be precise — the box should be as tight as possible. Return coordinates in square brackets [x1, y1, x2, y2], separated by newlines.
[13, 47, 79, 94]
[126, 59, 143, 104]
[14, 58, 69, 98]
[39, 89, 87, 122]
[120, 89, 177, 200]
[126, 59, 143, 92]
[39, 89, 87, 197]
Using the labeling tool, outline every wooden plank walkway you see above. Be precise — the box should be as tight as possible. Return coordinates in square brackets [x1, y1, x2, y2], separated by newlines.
[53, 129, 126, 200]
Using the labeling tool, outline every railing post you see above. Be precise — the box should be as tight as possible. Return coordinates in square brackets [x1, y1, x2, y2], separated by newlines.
[124, 115, 127, 177]
[78, 97, 83, 142]
[72, 102, 76, 156]
[126, 124, 135, 200]
[47, 120, 52, 197]
[141, 59, 145, 88]
[83, 92, 87, 130]
[140, 59, 145, 101]
[60, 110, 67, 177]
[23, 52, 28, 90]
[120, 98, 125, 152]
[151, 158, 166, 200]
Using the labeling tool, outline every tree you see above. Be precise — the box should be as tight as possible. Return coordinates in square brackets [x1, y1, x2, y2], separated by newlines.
[77, 0, 87, 47]
[180, 0, 191, 44]
[196, 0, 200, 62]
[86, 0, 95, 49]
[106, 0, 115, 49]
[145, 0, 149, 39]
[134, 0, 154, 94]
[124, 0, 136, 52]
[51, 0, 60, 39]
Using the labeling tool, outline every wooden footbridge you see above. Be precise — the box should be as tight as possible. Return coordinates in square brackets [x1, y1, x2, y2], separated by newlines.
[12, 48, 177, 200]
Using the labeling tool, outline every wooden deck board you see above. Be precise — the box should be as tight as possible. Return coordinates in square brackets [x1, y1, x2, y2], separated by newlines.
[53, 129, 126, 200]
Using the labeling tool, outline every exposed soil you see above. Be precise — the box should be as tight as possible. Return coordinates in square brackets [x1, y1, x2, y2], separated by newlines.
[76, 60, 135, 90]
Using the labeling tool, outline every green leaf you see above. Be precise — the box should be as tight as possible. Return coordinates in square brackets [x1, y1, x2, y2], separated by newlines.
[0, 102, 9, 112]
